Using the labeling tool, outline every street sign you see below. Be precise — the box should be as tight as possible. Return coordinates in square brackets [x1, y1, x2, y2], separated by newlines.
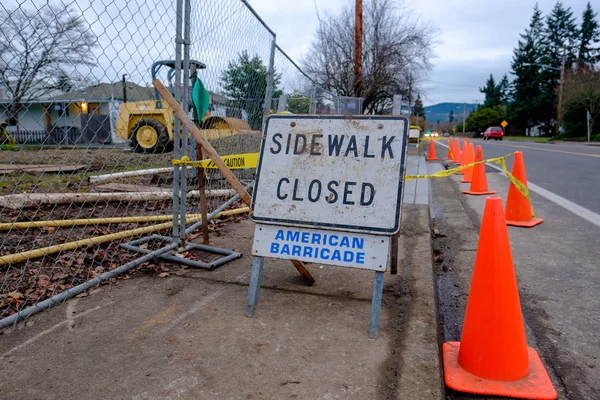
[252, 224, 390, 271]
[252, 115, 408, 235]
[501, 120, 508, 128]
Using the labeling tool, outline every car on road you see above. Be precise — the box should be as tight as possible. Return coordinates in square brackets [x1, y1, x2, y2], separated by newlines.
[483, 126, 504, 140]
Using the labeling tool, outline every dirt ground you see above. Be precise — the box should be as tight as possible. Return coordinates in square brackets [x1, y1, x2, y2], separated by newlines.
[0, 203, 443, 400]
[0, 136, 259, 320]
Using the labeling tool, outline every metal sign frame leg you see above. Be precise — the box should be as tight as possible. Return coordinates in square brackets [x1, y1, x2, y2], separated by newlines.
[369, 271, 385, 339]
[245, 256, 264, 317]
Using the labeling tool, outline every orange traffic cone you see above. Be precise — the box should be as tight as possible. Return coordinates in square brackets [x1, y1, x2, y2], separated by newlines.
[463, 145, 496, 195]
[452, 138, 461, 163]
[446, 139, 454, 160]
[426, 138, 438, 161]
[505, 151, 543, 227]
[456, 138, 469, 175]
[442, 197, 557, 399]
[460, 143, 475, 183]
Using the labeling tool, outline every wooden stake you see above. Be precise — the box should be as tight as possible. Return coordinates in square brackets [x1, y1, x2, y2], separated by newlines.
[152, 79, 252, 206]
[196, 145, 210, 244]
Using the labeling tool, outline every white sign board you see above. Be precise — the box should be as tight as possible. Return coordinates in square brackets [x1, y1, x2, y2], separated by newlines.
[252, 115, 408, 235]
[252, 224, 390, 271]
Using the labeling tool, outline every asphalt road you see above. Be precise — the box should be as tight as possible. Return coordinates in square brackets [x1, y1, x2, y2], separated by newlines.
[438, 139, 600, 214]
[437, 139, 600, 213]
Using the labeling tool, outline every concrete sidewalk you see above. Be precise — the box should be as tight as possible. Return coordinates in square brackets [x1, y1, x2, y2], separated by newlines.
[0, 156, 442, 400]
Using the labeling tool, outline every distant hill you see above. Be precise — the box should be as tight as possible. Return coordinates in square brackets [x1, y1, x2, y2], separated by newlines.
[424, 102, 477, 123]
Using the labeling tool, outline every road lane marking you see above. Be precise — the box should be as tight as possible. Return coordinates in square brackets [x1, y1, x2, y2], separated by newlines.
[435, 141, 600, 228]
[472, 141, 600, 158]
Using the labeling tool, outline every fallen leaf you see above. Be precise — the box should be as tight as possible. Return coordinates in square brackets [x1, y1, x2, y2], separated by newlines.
[158, 272, 169, 278]
[183, 323, 189, 328]
[7, 291, 24, 300]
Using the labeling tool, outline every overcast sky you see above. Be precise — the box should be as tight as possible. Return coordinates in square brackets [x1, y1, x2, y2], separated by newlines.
[249, 0, 593, 106]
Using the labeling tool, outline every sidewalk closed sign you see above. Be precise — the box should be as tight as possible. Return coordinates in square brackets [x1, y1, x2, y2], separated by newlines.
[251, 115, 408, 271]
[248, 115, 408, 338]
[252, 115, 408, 235]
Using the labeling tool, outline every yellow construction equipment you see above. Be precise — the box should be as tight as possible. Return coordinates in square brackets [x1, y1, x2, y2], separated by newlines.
[116, 60, 254, 153]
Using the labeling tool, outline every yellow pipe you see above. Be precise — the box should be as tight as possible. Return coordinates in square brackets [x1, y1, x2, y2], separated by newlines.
[0, 214, 207, 231]
[0, 207, 250, 266]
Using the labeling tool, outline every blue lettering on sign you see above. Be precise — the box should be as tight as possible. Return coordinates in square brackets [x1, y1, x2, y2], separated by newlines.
[352, 237, 364, 249]
[343, 251, 354, 262]
[301, 232, 310, 243]
[286, 231, 300, 242]
[266, 228, 373, 267]
[331, 250, 341, 261]
[356, 252, 365, 264]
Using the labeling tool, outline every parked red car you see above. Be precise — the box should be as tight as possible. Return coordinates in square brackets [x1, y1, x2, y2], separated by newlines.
[483, 126, 504, 140]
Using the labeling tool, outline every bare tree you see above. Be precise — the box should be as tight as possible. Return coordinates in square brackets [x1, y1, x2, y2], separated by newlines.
[0, 3, 97, 128]
[302, 0, 437, 114]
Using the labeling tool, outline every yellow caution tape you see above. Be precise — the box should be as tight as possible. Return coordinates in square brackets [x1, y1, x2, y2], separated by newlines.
[406, 152, 535, 217]
[173, 150, 534, 217]
[173, 153, 259, 169]
[420, 137, 450, 141]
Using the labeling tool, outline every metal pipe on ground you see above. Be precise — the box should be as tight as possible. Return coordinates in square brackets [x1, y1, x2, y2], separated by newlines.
[0, 207, 250, 266]
[0, 214, 205, 231]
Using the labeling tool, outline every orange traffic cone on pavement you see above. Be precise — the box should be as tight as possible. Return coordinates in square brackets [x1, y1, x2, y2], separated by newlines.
[460, 143, 475, 183]
[446, 139, 454, 160]
[452, 138, 461, 163]
[442, 197, 557, 399]
[505, 151, 543, 227]
[463, 145, 496, 195]
[426, 138, 438, 161]
[456, 138, 469, 175]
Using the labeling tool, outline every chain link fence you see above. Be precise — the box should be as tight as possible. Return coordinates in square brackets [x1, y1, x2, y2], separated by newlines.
[0, 0, 364, 327]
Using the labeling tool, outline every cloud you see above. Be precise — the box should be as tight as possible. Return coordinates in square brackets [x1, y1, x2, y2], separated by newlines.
[249, 0, 593, 105]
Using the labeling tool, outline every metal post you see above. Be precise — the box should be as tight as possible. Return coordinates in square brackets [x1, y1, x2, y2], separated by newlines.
[369, 271, 385, 339]
[463, 102, 466, 135]
[121, 74, 127, 103]
[557, 48, 566, 136]
[587, 110, 591, 142]
[172, 0, 184, 241]
[245, 256, 265, 317]
[263, 38, 276, 126]
[179, 0, 192, 242]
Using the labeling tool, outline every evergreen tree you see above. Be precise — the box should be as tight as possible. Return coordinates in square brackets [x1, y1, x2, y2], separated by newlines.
[413, 94, 425, 117]
[509, 4, 545, 130]
[498, 74, 511, 104]
[578, 2, 600, 66]
[537, 2, 578, 131]
[220, 51, 282, 130]
[479, 74, 503, 108]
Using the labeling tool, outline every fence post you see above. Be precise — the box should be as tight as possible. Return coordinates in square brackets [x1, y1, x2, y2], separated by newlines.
[179, 0, 192, 243]
[263, 37, 276, 126]
[172, 0, 184, 242]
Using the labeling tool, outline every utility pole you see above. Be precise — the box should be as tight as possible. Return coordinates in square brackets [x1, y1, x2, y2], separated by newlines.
[556, 47, 566, 136]
[463, 102, 466, 134]
[354, 0, 363, 99]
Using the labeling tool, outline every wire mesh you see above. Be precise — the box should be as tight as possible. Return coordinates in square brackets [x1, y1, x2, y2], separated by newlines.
[0, 0, 361, 325]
